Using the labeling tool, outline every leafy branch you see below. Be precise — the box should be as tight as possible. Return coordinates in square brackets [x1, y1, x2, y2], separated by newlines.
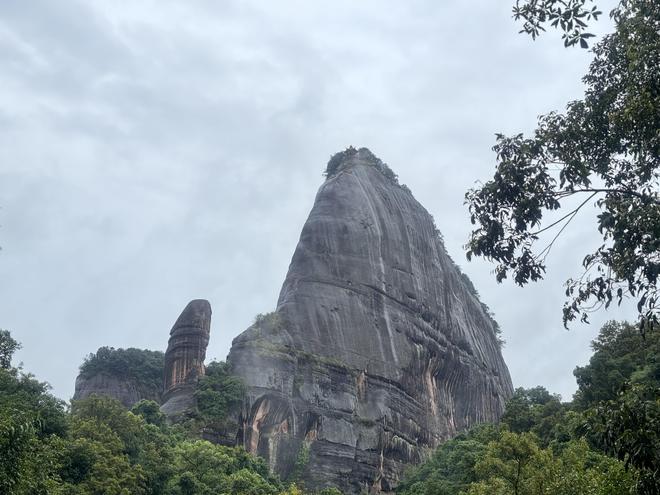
[466, 0, 660, 332]
[513, 0, 602, 47]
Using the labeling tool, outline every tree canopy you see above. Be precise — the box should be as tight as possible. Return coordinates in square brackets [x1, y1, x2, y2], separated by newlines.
[194, 360, 245, 426]
[573, 320, 659, 407]
[0, 329, 21, 369]
[466, 0, 660, 332]
[575, 321, 660, 493]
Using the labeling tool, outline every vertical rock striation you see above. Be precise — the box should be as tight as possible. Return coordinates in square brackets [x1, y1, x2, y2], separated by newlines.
[227, 148, 513, 493]
[160, 299, 212, 417]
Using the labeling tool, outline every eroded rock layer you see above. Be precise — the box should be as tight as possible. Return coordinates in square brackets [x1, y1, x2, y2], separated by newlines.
[160, 299, 211, 417]
[227, 148, 513, 493]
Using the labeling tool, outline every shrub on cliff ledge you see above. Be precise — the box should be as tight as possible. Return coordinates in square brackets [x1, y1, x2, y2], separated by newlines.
[195, 361, 244, 424]
[324, 146, 399, 184]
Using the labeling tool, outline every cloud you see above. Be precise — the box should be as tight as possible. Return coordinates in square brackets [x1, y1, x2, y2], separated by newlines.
[0, 0, 626, 402]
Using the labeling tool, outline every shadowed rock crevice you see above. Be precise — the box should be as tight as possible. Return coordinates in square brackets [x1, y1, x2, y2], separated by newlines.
[228, 148, 513, 493]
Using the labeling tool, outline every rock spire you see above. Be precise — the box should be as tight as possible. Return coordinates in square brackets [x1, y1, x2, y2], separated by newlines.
[227, 148, 513, 493]
[160, 299, 212, 417]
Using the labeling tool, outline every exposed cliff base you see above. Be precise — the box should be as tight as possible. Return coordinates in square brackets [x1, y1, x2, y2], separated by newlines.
[228, 148, 513, 493]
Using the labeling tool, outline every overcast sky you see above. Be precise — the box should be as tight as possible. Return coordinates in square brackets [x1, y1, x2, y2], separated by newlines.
[1, 0, 631, 402]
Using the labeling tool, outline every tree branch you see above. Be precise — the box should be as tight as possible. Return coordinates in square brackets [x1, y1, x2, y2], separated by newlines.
[536, 197, 590, 262]
[531, 192, 598, 235]
[571, 188, 660, 205]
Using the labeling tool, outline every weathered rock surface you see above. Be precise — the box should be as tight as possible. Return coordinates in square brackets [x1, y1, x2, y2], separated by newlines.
[160, 299, 212, 417]
[227, 148, 513, 493]
[73, 371, 160, 408]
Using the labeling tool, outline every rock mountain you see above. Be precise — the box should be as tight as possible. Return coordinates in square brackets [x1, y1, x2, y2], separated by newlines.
[227, 148, 512, 493]
[73, 148, 512, 494]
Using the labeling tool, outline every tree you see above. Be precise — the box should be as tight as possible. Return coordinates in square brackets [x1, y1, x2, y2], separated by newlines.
[79, 347, 164, 399]
[0, 408, 38, 494]
[500, 387, 576, 447]
[573, 320, 659, 408]
[131, 400, 167, 428]
[466, 433, 634, 495]
[165, 440, 282, 495]
[396, 424, 500, 495]
[470, 431, 548, 495]
[0, 329, 21, 369]
[571, 321, 660, 493]
[586, 383, 660, 494]
[194, 360, 244, 429]
[0, 331, 68, 494]
[466, 0, 660, 333]
[397, 411, 636, 495]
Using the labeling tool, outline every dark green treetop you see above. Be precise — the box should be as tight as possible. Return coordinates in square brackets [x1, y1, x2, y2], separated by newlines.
[0, 329, 21, 370]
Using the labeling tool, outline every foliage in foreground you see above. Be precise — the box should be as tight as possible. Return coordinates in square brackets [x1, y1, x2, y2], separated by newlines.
[398, 420, 635, 495]
[3, 321, 658, 494]
[0, 331, 341, 495]
[466, 0, 660, 332]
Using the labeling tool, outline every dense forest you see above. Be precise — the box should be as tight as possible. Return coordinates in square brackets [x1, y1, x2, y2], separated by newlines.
[1, 321, 657, 494]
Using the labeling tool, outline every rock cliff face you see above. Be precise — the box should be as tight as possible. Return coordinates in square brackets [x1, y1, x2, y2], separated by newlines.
[73, 371, 161, 408]
[160, 299, 212, 417]
[227, 148, 513, 493]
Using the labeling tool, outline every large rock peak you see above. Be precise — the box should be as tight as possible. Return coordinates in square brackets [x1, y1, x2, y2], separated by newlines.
[228, 148, 513, 493]
[160, 299, 212, 416]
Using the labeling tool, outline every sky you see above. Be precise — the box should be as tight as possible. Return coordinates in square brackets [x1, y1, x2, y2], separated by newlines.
[0, 0, 631, 402]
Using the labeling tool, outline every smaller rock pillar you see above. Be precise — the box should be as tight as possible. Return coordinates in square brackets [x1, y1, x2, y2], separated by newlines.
[160, 299, 211, 417]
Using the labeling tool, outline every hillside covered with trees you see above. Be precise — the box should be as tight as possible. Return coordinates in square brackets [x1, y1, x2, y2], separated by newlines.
[2, 320, 657, 494]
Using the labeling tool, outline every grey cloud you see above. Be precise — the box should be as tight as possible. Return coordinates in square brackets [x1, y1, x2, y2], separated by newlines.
[0, 0, 626, 402]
